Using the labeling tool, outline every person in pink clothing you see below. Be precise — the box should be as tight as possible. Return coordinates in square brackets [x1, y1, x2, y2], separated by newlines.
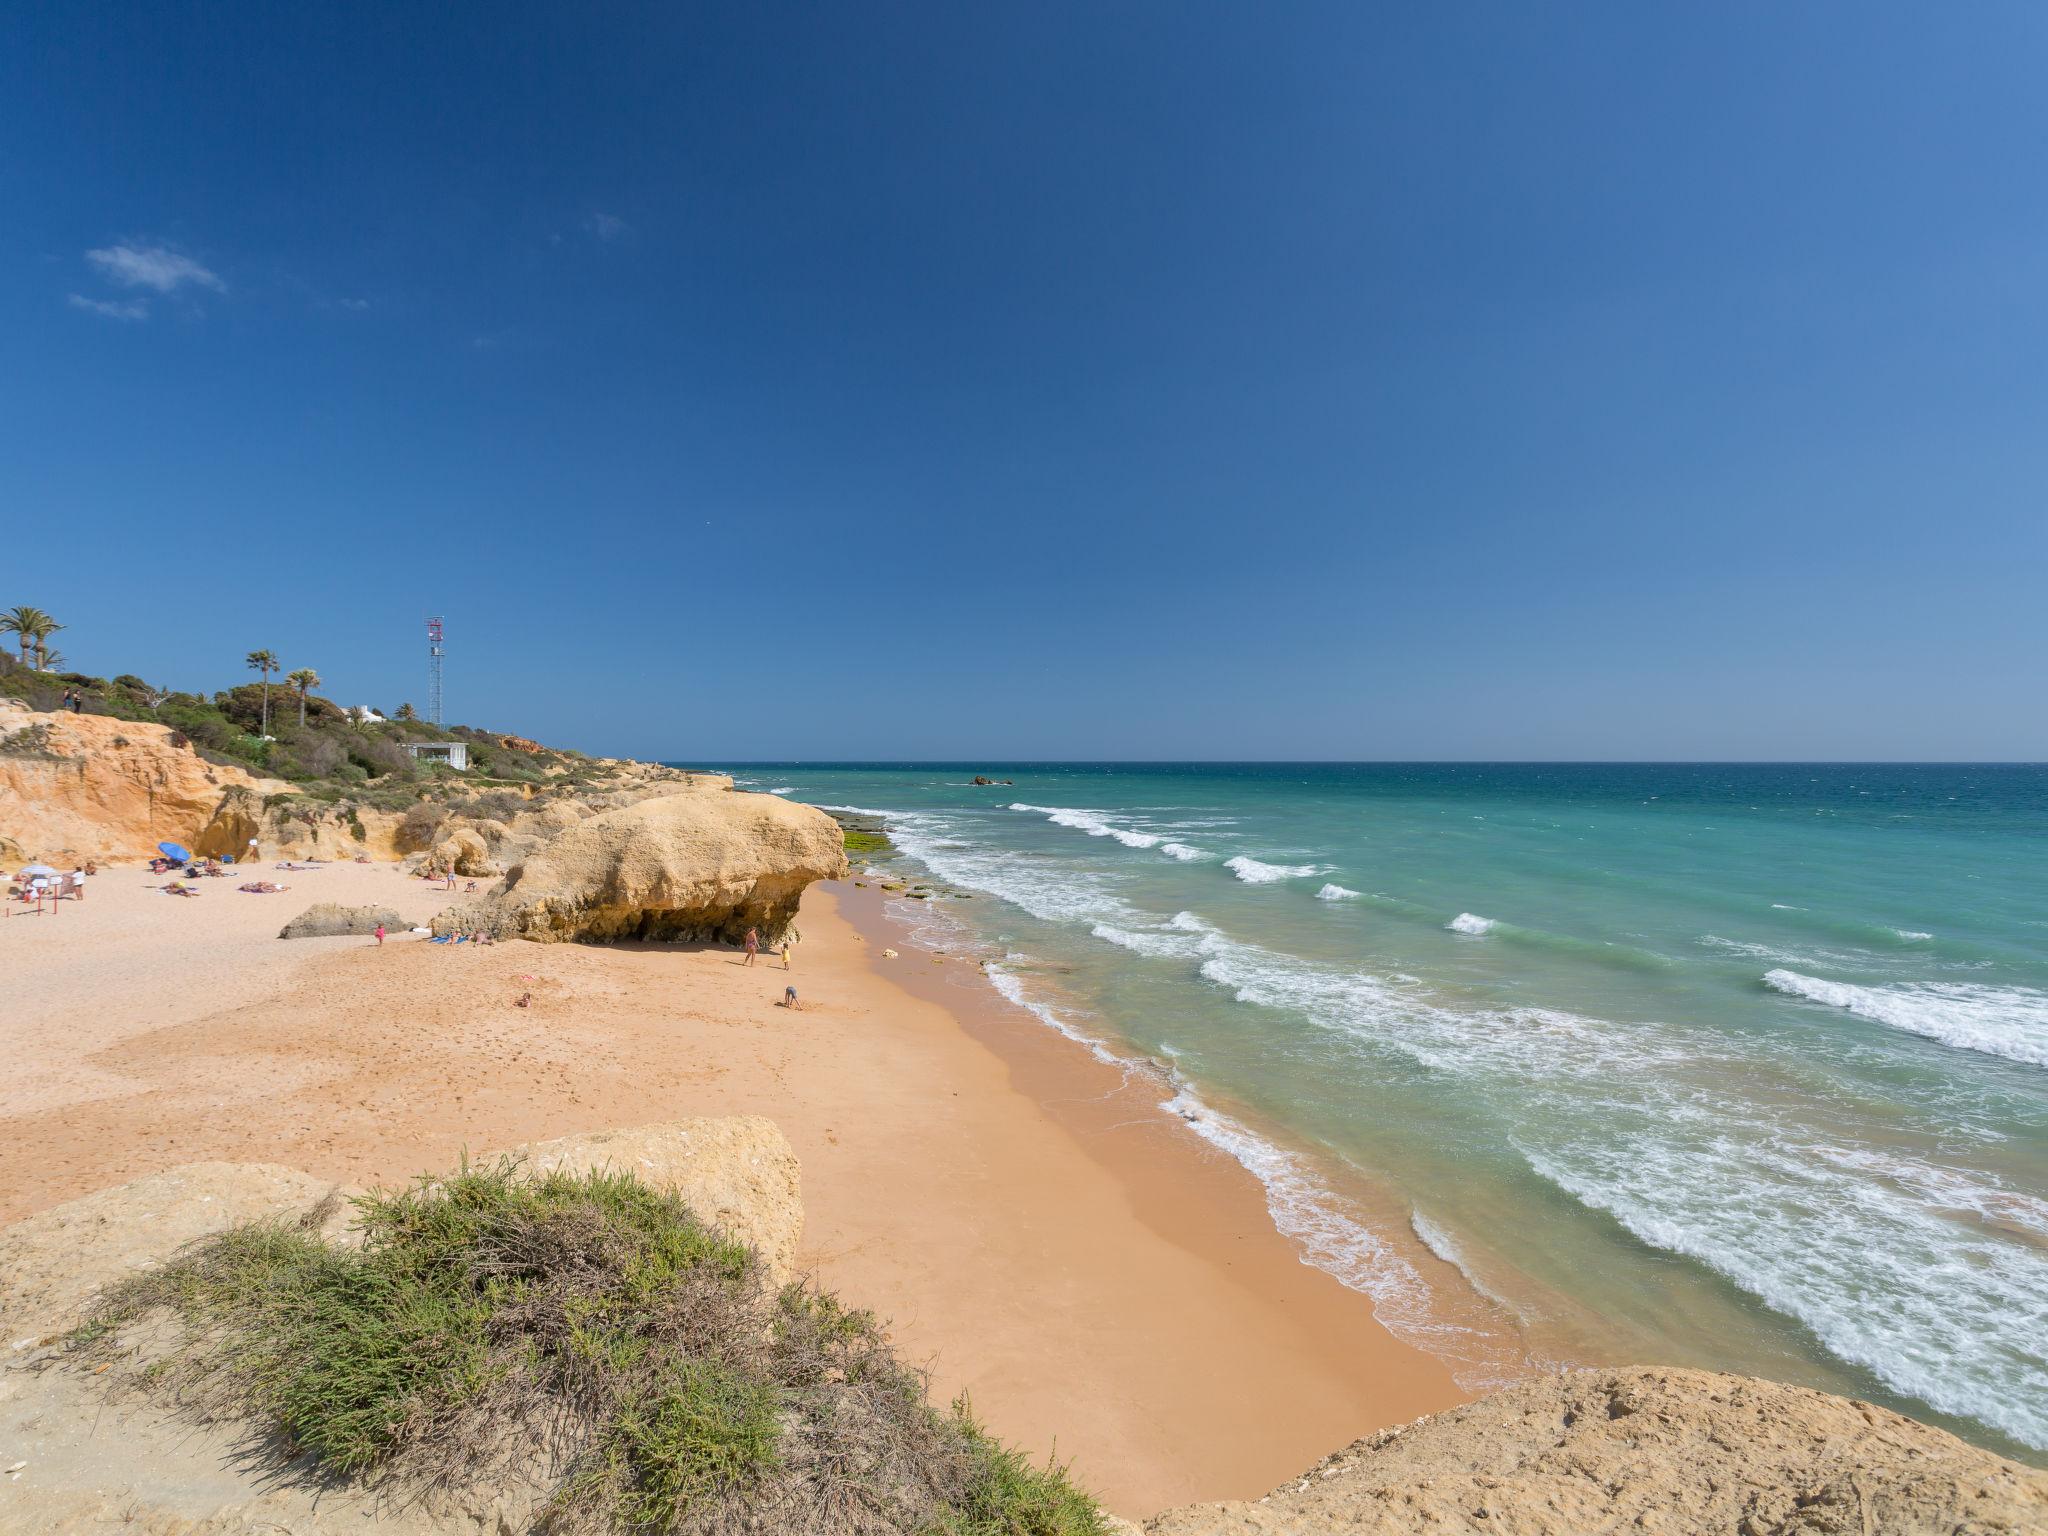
[374, 922, 386, 946]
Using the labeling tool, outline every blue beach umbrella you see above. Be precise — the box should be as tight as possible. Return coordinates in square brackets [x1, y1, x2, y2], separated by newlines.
[158, 841, 192, 862]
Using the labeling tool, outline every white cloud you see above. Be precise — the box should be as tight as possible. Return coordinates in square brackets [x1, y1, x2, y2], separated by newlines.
[584, 212, 630, 242]
[85, 243, 225, 293]
[67, 292, 149, 321]
[341, 297, 370, 311]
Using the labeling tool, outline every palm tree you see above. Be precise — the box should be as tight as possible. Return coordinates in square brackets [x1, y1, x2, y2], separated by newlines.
[1, 606, 56, 668]
[286, 667, 322, 726]
[246, 649, 280, 736]
[32, 618, 64, 670]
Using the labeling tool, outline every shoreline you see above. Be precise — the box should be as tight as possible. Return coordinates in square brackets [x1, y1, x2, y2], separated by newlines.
[0, 860, 1468, 1516]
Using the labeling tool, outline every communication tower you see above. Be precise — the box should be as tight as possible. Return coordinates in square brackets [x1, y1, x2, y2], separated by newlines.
[426, 616, 445, 725]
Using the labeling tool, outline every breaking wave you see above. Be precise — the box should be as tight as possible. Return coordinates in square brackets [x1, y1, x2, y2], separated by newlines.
[1225, 855, 1328, 885]
[1448, 912, 1496, 935]
[1763, 970, 2048, 1069]
[1317, 884, 1362, 901]
[1009, 802, 1162, 849]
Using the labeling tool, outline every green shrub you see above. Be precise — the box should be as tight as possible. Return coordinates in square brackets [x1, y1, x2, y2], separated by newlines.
[72, 1162, 1108, 1536]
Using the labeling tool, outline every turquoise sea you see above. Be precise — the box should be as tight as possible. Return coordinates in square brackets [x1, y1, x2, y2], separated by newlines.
[698, 763, 2048, 1459]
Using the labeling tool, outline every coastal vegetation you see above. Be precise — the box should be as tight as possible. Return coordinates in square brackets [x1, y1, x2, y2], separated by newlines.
[71, 1159, 1106, 1536]
[0, 645, 598, 809]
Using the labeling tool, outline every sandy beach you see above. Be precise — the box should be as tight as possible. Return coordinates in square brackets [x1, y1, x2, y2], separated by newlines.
[0, 860, 1466, 1518]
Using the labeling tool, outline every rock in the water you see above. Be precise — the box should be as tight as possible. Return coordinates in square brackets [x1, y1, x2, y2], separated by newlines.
[438, 789, 845, 944]
[277, 902, 406, 938]
[1145, 1366, 2047, 1536]
[971, 775, 993, 785]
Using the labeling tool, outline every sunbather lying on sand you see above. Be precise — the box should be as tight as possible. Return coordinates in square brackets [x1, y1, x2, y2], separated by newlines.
[162, 881, 200, 897]
[237, 881, 289, 894]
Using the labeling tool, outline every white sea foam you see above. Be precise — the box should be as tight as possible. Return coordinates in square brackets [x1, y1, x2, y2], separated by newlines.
[1447, 912, 1496, 935]
[1163, 1083, 1477, 1359]
[1159, 842, 1207, 861]
[1224, 855, 1326, 884]
[983, 963, 1127, 1069]
[1763, 969, 2048, 1069]
[1316, 884, 1362, 901]
[1410, 1210, 1523, 1316]
[1893, 929, 1933, 942]
[1093, 909, 2048, 1448]
[1010, 802, 1162, 850]
[766, 786, 796, 795]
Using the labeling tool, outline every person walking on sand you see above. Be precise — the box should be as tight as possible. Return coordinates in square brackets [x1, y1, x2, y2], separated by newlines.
[743, 926, 760, 966]
[781, 940, 793, 971]
[374, 922, 385, 946]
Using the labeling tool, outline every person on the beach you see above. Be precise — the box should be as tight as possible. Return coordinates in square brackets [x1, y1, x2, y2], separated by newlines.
[743, 926, 759, 965]
[781, 940, 792, 970]
[374, 922, 385, 946]
[781, 985, 798, 1008]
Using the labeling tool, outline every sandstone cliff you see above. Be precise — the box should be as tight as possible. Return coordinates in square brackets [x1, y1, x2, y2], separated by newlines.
[1145, 1366, 2046, 1536]
[436, 789, 847, 944]
[0, 703, 290, 863]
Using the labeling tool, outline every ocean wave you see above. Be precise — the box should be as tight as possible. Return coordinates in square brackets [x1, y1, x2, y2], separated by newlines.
[1163, 1083, 1486, 1364]
[1448, 912, 1496, 935]
[1316, 884, 1362, 901]
[1410, 1210, 1524, 1317]
[766, 786, 796, 795]
[983, 963, 1128, 1069]
[1224, 855, 1328, 885]
[1091, 910, 2048, 1447]
[1894, 929, 1933, 942]
[1159, 842, 1207, 861]
[1010, 802, 1162, 850]
[1763, 969, 2048, 1069]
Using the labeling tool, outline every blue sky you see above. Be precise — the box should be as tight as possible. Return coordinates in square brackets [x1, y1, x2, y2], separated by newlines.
[7, 4, 2046, 760]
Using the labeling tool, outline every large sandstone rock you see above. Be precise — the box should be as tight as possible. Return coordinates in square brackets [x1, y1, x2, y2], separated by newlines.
[1145, 1366, 2047, 1536]
[424, 825, 497, 877]
[194, 784, 404, 863]
[440, 789, 846, 944]
[277, 902, 407, 939]
[0, 705, 289, 864]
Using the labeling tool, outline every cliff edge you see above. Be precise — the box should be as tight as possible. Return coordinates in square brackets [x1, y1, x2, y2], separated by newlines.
[1145, 1365, 2045, 1535]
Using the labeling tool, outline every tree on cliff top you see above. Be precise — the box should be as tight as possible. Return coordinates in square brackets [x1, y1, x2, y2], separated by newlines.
[286, 667, 321, 726]
[245, 649, 279, 736]
[1, 606, 61, 669]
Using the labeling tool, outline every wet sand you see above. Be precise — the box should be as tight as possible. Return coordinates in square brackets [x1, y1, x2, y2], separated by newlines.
[0, 861, 1466, 1517]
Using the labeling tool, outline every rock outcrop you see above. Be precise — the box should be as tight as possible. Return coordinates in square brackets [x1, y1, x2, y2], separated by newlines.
[193, 784, 407, 863]
[437, 789, 847, 944]
[1145, 1366, 2047, 1536]
[423, 824, 497, 877]
[0, 704, 289, 864]
[277, 902, 407, 939]
[0, 1163, 341, 1346]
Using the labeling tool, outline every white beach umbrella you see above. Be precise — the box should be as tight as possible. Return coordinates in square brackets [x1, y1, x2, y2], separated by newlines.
[18, 864, 58, 878]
